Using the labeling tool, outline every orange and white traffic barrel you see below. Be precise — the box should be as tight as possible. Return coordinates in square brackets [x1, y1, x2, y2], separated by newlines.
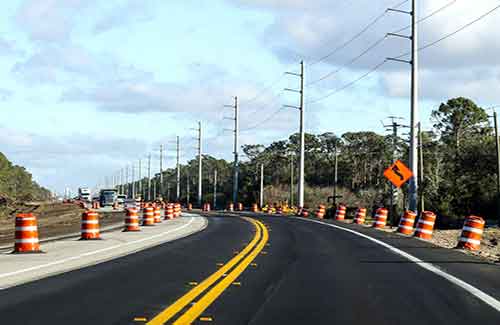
[187, 203, 192, 211]
[237, 203, 243, 211]
[397, 210, 417, 235]
[153, 205, 162, 223]
[414, 211, 437, 240]
[276, 206, 283, 214]
[81, 210, 100, 240]
[353, 208, 366, 225]
[335, 205, 346, 221]
[142, 206, 155, 226]
[174, 203, 181, 218]
[315, 205, 326, 219]
[372, 208, 388, 229]
[13, 213, 42, 253]
[165, 203, 174, 220]
[251, 204, 259, 212]
[124, 208, 140, 232]
[228, 203, 234, 212]
[301, 209, 309, 217]
[457, 216, 485, 250]
[203, 203, 211, 212]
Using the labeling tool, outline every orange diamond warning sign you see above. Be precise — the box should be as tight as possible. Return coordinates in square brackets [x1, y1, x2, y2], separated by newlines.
[383, 160, 413, 188]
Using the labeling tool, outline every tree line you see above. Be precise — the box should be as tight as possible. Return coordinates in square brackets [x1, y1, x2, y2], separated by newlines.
[131, 97, 497, 224]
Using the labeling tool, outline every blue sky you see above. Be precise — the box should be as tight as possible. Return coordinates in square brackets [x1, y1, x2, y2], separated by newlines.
[1, 0, 499, 194]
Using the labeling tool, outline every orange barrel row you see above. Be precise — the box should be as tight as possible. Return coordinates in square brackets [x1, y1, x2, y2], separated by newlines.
[166, 203, 174, 220]
[203, 203, 211, 212]
[457, 216, 485, 250]
[372, 208, 388, 229]
[353, 208, 366, 224]
[227, 203, 234, 212]
[335, 205, 346, 221]
[315, 205, 326, 219]
[14, 213, 41, 253]
[414, 211, 436, 240]
[142, 206, 155, 226]
[251, 204, 259, 212]
[124, 208, 140, 232]
[81, 210, 100, 240]
[174, 203, 181, 218]
[397, 210, 417, 235]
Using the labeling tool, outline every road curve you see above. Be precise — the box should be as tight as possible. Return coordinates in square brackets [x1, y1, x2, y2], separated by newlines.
[0, 214, 499, 324]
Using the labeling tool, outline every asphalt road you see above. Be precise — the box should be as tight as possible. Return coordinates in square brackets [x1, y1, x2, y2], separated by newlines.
[0, 214, 499, 324]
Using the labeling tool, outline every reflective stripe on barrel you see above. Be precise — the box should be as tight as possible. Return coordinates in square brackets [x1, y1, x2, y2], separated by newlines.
[372, 208, 388, 229]
[457, 216, 485, 250]
[335, 205, 346, 221]
[154, 206, 162, 223]
[142, 206, 155, 226]
[353, 208, 366, 225]
[315, 204, 326, 219]
[81, 210, 100, 240]
[397, 210, 417, 235]
[414, 211, 436, 240]
[124, 208, 140, 232]
[14, 213, 41, 253]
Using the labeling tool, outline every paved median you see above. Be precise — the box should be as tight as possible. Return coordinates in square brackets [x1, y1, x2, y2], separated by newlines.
[0, 214, 207, 289]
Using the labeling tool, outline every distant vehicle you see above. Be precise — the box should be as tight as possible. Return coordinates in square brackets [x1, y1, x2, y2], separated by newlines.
[99, 189, 117, 207]
[124, 198, 137, 209]
[78, 187, 91, 202]
[117, 194, 127, 206]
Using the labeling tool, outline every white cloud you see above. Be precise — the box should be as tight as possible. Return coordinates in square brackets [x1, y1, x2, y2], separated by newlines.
[93, 0, 155, 35]
[0, 89, 13, 101]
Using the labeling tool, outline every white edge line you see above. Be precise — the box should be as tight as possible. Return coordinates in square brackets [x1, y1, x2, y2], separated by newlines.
[293, 217, 500, 313]
[0, 217, 198, 280]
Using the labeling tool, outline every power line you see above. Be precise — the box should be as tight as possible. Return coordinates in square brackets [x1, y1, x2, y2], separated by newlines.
[307, 59, 388, 105]
[307, 0, 459, 87]
[308, 0, 409, 67]
[240, 106, 286, 132]
[391, 0, 458, 34]
[307, 35, 387, 87]
[239, 73, 286, 105]
[395, 3, 500, 59]
[306, 2, 500, 105]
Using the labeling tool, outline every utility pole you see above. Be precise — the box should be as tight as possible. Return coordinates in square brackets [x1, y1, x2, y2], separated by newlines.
[197, 122, 203, 206]
[138, 159, 142, 200]
[147, 154, 151, 201]
[120, 168, 124, 194]
[384, 116, 407, 225]
[186, 173, 190, 205]
[131, 163, 135, 200]
[260, 163, 264, 208]
[213, 169, 217, 209]
[333, 147, 338, 206]
[289, 155, 294, 207]
[285, 61, 305, 208]
[159, 145, 163, 199]
[176, 136, 181, 201]
[387, 0, 419, 212]
[225, 98, 239, 204]
[153, 175, 157, 200]
[125, 165, 129, 198]
[493, 111, 500, 225]
[418, 123, 425, 212]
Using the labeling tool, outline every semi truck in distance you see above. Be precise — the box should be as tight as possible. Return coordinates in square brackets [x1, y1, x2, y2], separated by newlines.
[78, 187, 91, 202]
[99, 189, 117, 207]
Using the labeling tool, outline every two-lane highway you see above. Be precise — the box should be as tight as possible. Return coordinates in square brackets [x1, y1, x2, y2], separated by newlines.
[0, 214, 499, 324]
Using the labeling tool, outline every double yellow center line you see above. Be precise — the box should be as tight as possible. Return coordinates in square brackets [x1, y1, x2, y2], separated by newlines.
[147, 217, 269, 324]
